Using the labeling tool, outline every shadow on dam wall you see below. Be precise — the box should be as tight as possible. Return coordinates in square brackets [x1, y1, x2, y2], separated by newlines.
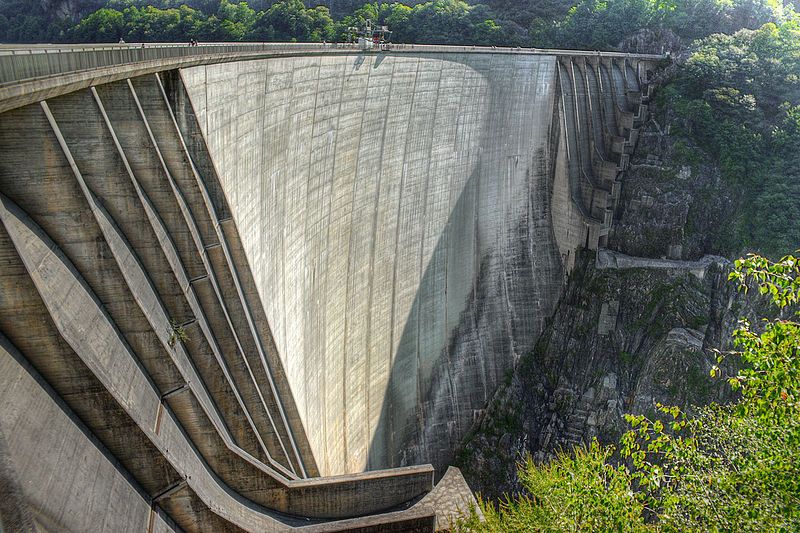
[178, 51, 571, 475]
[366, 146, 564, 472]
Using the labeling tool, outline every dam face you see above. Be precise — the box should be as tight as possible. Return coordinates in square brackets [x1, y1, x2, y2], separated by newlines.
[180, 53, 564, 475]
[0, 45, 656, 531]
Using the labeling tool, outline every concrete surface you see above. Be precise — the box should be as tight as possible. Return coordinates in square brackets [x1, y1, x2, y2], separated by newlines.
[0, 46, 656, 531]
[596, 249, 729, 279]
[179, 51, 654, 475]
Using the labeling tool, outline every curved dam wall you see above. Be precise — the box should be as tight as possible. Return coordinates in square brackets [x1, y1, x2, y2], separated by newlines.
[179, 53, 568, 475]
[0, 44, 655, 531]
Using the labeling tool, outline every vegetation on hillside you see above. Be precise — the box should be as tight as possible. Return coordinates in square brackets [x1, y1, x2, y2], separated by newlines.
[529, 0, 787, 50]
[0, 0, 496, 44]
[2, 0, 794, 253]
[0, 0, 791, 47]
[26, 0, 793, 258]
[661, 17, 800, 257]
[458, 252, 800, 531]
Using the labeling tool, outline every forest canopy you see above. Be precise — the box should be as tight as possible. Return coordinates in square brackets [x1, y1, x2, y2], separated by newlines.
[0, 0, 793, 48]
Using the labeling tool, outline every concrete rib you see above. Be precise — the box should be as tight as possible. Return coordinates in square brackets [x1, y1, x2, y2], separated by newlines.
[557, 60, 597, 223]
[161, 70, 315, 478]
[39, 100, 314, 499]
[96, 75, 297, 476]
[90, 81, 277, 468]
[584, 62, 608, 161]
[124, 78, 298, 476]
[570, 60, 609, 194]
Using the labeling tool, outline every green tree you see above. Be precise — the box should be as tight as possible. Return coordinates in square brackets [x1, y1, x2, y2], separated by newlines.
[471, 18, 503, 45]
[547, 0, 673, 50]
[404, 0, 474, 44]
[471, 441, 648, 531]
[250, 0, 334, 42]
[71, 8, 125, 42]
[390, 0, 508, 45]
[666, 17, 800, 255]
[534, 0, 788, 50]
[666, 0, 786, 40]
[119, 5, 207, 42]
[217, 0, 256, 40]
[335, 2, 412, 41]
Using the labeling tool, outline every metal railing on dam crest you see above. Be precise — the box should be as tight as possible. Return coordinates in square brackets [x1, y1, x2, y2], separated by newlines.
[0, 42, 663, 84]
[0, 41, 662, 111]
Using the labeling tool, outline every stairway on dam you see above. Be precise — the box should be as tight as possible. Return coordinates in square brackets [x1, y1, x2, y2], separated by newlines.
[0, 44, 659, 531]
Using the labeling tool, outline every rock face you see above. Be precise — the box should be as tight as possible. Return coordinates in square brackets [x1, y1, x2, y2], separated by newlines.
[456, 107, 764, 500]
[608, 112, 736, 260]
[456, 251, 754, 499]
[620, 28, 683, 56]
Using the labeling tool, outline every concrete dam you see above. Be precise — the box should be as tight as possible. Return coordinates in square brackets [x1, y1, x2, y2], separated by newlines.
[0, 43, 658, 531]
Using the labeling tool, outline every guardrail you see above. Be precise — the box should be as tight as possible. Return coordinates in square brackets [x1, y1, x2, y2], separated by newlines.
[0, 43, 324, 85]
[0, 42, 664, 86]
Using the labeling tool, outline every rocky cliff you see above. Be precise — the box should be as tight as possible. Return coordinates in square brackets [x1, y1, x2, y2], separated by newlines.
[456, 102, 768, 500]
[0, 0, 103, 21]
[608, 104, 737, 261]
